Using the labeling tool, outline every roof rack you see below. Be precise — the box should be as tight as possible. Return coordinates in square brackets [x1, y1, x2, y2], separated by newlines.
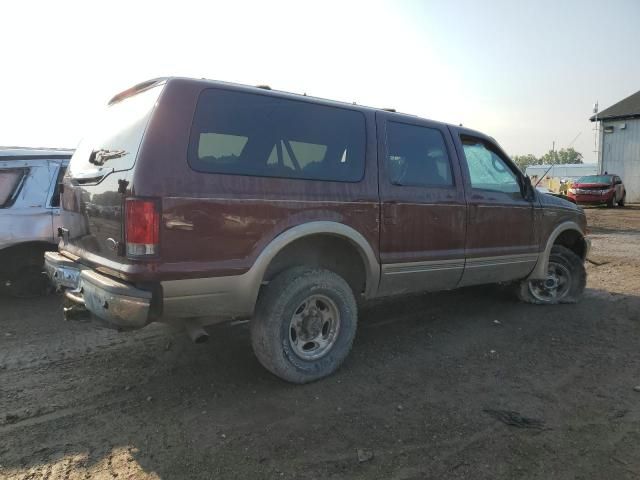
[382, 108, 396, 112]
[255, 85, 272, 90]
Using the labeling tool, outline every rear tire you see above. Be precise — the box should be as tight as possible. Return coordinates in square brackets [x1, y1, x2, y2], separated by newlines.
[517, 245, 586, 305]
[251, 267, 357, 384]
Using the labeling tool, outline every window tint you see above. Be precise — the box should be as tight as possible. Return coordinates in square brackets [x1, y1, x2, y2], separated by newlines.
[462, 138, 520, 194]
[386, 122, 453, 187]
[188, 89, 366, 182]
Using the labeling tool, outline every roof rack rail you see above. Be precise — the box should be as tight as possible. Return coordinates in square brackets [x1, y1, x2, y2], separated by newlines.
[382, 108, 396, 112]
[256, 85, 272, 90]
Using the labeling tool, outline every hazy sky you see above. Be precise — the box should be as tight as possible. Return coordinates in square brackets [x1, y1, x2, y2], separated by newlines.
[2, 0, 639, 162]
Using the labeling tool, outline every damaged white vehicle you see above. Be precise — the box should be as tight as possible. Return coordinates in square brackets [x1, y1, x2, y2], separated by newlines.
[0, 148, 72, 296]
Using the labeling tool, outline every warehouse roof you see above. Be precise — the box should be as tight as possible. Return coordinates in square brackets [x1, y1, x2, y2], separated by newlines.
[590, 89, 640, 121]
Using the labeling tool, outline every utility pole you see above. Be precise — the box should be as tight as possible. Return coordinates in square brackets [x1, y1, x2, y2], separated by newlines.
[593, 101, 600, 172]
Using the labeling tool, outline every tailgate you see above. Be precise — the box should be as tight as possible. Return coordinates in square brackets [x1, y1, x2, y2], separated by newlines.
[60, 83, 164, 266]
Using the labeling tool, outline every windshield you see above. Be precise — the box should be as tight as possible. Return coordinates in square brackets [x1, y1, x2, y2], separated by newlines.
[576, 175, 612, 184]
[68, 84, 163, 178]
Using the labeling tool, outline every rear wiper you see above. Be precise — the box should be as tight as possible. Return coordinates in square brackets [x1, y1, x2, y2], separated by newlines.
[89, 149, 128, 166]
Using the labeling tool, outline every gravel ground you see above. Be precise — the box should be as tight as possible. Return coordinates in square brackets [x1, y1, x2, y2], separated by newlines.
[1, 206, 639, 479]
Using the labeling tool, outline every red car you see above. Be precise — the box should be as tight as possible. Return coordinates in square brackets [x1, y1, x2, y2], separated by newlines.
[568, 174, 626, 207]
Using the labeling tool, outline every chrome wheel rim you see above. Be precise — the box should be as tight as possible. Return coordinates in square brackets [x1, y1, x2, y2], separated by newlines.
[289, 294, 340, 360]
[528, 262, 572, 302]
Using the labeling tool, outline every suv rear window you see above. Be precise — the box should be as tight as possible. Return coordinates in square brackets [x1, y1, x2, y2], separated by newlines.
[68, 84, 163, 179]
[188, 89, 366, 182]
[0, 168, 27, 207]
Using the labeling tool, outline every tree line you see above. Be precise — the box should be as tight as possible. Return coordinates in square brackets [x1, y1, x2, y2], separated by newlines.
[511, 147, 583, 172]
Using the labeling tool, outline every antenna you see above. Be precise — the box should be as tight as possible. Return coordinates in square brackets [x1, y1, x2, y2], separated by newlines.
[567, 131, 581, 148]
[535, 140, 555, 188]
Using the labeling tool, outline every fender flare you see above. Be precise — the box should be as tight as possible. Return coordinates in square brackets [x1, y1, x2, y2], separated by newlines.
[527, 221, 586, 280]
[250, 221, 380, 299]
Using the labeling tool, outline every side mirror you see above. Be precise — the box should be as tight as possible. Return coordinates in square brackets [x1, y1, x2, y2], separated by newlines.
[614, 179, 622, 185]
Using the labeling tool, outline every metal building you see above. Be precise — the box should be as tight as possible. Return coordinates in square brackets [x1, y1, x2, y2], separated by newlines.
[525, 163, 597, 180]
[591, 90, 640, 202]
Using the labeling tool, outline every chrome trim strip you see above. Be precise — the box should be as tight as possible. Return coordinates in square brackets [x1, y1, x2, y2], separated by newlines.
[465, 253, 539, 269]
[382, 254, 538, 276]
[382, 258, 465, 275]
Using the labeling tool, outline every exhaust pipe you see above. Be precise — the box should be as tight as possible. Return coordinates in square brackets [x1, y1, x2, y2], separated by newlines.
[62, 292, 90, 321]
[185, 319, 209, 344]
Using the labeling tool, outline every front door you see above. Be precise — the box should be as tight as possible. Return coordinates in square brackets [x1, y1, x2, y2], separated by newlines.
[377, 114, 467, 296]
[454, 133, 537, 286]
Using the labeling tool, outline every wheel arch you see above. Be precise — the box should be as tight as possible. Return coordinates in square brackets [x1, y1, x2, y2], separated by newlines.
[254, 222, 380, 299]
[0, 240, 57, 275]
[527, 222, 587, 280]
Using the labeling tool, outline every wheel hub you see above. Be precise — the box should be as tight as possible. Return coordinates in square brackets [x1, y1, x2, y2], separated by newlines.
[289, 294, 341, 360]
[299, 308, 323, 340]
[544, 276, 559, 289]
[528, 261, 572, 303]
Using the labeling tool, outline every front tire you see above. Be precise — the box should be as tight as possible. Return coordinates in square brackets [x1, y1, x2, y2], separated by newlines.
[518, 245, 586, 305]
[618, 193, 626, 207]
[251, 267, 358, 384]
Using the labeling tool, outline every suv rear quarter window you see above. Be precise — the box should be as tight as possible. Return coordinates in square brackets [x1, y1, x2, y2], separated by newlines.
[188, 89, 366, 182]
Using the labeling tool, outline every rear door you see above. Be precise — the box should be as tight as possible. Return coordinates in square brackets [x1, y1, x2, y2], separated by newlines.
[454, 133, 537, 286]
[377, 113, 467, 296]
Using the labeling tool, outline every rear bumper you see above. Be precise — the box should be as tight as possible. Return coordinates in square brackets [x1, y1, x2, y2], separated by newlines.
[44, 251, 152, 329]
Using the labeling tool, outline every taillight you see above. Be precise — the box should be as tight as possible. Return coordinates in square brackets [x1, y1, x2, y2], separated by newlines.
[125, 198, 160, 257]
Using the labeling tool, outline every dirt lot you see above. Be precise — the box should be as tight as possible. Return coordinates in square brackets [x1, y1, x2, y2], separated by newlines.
[1, 206, 640, 479]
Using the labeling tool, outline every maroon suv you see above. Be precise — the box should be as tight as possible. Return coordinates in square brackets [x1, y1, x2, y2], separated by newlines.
[567, 174, 626, 207]
[46, 77, 590, 383]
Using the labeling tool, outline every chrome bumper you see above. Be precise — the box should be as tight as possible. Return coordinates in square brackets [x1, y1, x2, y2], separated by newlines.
[44, 251, 152, 329]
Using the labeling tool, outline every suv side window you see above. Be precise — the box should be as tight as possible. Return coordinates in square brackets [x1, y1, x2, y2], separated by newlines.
[189, 89, 366, 182]
[461, 137, 520, 194]
[0, 168, 28, 208]
[386, 122, 454, 187]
